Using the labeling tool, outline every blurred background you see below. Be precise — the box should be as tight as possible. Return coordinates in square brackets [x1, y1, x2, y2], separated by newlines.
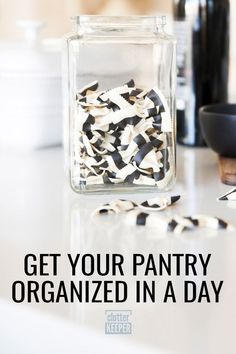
[0, 0, 235, 149]
[0, 0, 172, 38]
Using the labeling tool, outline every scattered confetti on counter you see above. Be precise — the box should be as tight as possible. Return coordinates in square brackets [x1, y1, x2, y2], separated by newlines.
[125, 213, 235, 234]
[74, 80, 174, 188]
[138, 195, 180, 211]
[93, 199, 137, 215]
[125, 212, 193, 234]
[218, 189, 236, 201]
[92, 196, 235, 234]
[183, 215, 235, 230]
[93, 195, 180, 215]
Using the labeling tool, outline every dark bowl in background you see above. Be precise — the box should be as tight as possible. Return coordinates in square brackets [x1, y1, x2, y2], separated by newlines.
[199, 104, 236, 158]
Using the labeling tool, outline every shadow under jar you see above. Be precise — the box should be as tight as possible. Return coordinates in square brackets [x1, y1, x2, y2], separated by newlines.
[65, 16, 176, 193]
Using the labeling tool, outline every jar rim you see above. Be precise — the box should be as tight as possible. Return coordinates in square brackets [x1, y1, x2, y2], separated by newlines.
[72, 15, 166, 28]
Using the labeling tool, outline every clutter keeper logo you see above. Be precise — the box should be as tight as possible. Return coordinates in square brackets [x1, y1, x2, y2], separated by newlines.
[105, 310, 132, 334]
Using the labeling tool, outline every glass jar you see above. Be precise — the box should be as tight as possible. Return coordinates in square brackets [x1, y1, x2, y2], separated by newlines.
[64, 16, 176, 193]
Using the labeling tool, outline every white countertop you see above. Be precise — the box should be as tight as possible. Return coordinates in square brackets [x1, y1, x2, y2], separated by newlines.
[0, 146, 236, 354]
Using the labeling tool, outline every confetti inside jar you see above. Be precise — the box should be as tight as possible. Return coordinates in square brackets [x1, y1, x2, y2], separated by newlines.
[64, 16, 177, 193]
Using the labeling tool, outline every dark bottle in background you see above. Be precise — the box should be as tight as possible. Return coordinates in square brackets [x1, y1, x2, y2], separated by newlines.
[173, 0, 230, 146]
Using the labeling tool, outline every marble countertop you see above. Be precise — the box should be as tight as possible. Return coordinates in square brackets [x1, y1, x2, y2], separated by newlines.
[0, 146, 236, 354]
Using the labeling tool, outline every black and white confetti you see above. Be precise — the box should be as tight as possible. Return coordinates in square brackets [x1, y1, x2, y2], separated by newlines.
[125, 212, 194, 234]
[92, 196, 234, 234]
[218, 189, 236, 201]
[138, 195, 180, 211]
[93, 199, 137, 215]
[183, 215, 234, 230]
[125, 213, 235, 234]
[74, 80, 174, 187]
[93, 195, 180, 215]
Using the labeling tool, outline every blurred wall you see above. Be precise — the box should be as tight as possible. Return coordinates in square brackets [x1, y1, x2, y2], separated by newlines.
[77, 0, 172, 16]
[0, 0, 78, 38]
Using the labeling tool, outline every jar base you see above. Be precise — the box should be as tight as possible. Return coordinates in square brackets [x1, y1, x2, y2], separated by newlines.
[70, 178, 176, 195]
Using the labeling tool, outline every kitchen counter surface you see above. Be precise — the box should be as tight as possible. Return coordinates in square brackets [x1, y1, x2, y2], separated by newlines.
[0, 146, 236, 354]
